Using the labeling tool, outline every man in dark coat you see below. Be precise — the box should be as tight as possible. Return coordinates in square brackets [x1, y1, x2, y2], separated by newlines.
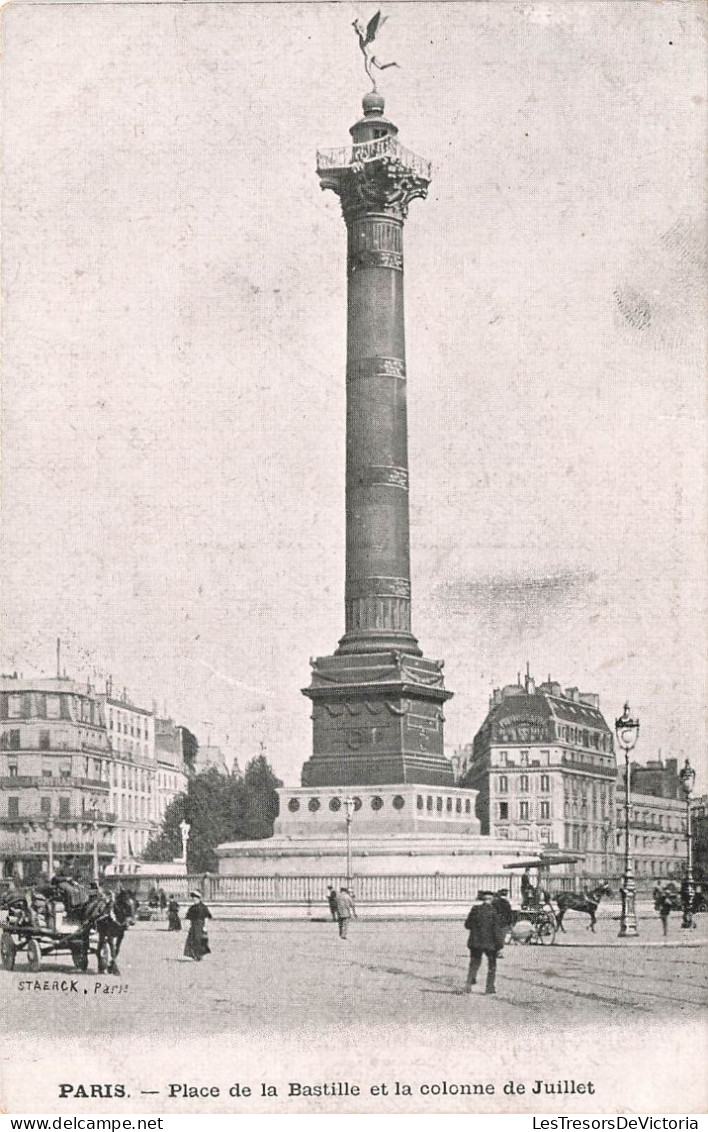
[492, 889, 514, 928]
[326, 886, 338, 921]
[464, 891, 507, 995]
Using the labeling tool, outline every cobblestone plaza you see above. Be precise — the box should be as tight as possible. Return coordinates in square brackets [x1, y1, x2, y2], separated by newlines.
[1, 908, 706, 1114]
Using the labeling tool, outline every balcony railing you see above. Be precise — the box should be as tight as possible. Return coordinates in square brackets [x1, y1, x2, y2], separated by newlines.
[316, 134, 431, 182]
[0, 776, 109, 790]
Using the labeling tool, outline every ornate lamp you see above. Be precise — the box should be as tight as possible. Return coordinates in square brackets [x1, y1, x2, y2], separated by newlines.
[615, 703, 639, 937]
[678, 758, 696, 929]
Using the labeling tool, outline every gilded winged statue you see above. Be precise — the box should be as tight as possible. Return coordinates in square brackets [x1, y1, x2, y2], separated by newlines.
[352, 11, 400, 92]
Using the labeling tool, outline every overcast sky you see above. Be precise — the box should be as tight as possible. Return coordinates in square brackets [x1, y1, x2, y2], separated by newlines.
[1, 0, 705, 787]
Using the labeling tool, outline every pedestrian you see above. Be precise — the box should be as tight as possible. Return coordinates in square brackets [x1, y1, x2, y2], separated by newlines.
[463, 890, 507, 995]
[335, 887, 357, 939]
[158, 888, 167, 917]
[657, 891, 672, 938]
[183, 890, 212, 961]
[326, 886, 338, 921]
[521, 869, 535, 909]
[167, 897, 182, 931]
[492, 889, 514, 928]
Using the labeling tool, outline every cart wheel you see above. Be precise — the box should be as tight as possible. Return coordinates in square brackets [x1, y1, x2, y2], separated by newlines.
[1, 930, 17, 971]
[70, 942, 89, 972]
[98, 941, 111, 974]
[26, 938, 41, 972]
[537, 917, 556, 946]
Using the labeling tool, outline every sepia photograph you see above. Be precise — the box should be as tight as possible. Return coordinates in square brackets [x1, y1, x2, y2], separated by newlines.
[0, 0, 706, 1116]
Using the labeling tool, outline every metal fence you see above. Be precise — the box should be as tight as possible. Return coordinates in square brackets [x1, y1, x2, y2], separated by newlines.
[124, 871, 584, 905]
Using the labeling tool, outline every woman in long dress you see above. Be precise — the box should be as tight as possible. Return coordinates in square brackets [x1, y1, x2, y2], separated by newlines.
[183, 890, 212, 960]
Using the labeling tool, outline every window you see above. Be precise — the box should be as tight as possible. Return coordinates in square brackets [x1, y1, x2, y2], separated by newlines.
[59, 797, 70, 819]
[59, 759, 71, 779]
[8, 695, 23, 719]
[519, 801, 530, 820]
[392, 795, 405, 810]
[416, 795, 424, 810]
[42, 758, 53, 777]
[8, 796, 19, 818]
[465, 799, 471, 814]
[498, 775, 508, 793]
[46, 696, 61, 719]
[455, 797, 462, 813]
[426, 796, 433, 811]
[540, 800, 550, 819]
[540, 774, 550, 792]
[8, 761, 18, 777]
[520, 750, 529, 766]
[39, 730, 51, 750]
[520, 775, 529, 793]
[40, 796, 51, 816]
[498, 751, 508, 766]
[436, 796, 443, 812]
[9, 729, 20, 750]
[499, 802, 509, 820]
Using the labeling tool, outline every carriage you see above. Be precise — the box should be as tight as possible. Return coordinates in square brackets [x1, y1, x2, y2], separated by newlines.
[0, 896, 111, 973]
[501, 853, 584, 945]
[0, 883, 135, 974]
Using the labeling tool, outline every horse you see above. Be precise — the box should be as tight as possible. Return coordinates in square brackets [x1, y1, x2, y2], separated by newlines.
[554, 882, 612, 933]
[94, 889, 136, 975]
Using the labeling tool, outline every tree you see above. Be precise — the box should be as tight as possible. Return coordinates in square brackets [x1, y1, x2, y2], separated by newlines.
[141, 755, 282, 873]
[238, 755, 282, 840]
[182, 727, 199, 775]
[142, 793, 187, 863]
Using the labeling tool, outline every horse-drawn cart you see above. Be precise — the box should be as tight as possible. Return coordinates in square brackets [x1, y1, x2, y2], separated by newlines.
[502, 853, 586, 945]
[0, 900, 111, 973]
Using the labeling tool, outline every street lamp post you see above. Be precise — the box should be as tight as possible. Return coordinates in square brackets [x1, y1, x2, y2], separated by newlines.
[602, 816, 612, 878]
[46, 819, 55, 879]
[90, 803, 100, 883]
[615, 702, 640, 938]
[678, 758, 696, 930]
[342, 797, 355, 888]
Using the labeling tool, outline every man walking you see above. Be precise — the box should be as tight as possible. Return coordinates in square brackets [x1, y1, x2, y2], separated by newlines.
[326, 886, 338, 921]
[492, 889, 514, 928]
[464, 890, 507, 995]
[335, 887, 357, 939]
[657, 889, 673, 938]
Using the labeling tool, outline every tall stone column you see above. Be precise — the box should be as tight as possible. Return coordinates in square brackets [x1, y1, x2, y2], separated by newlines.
[302, 94, 454, 788]
[320, 93, 428, 656]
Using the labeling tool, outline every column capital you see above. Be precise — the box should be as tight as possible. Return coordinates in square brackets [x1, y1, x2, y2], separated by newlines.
[317, 137, 431, 223]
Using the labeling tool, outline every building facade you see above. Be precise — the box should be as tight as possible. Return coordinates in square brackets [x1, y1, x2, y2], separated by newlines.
[459, 673, 617, 874]
[100, 691, 158, 867]
[614, 757, 690, 880]
[0, 675, 115, 881]
[0, 673, 191, 880]
[691, 793, 708, 879]
[154, 718, 190, 825]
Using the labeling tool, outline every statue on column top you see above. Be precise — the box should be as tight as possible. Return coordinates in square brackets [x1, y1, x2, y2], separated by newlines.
[352, 11, 399, 92]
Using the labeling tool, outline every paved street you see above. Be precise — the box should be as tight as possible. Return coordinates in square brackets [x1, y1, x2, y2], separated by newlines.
[1, 909, 707, 1114]
[2, 909, 707, 1037]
